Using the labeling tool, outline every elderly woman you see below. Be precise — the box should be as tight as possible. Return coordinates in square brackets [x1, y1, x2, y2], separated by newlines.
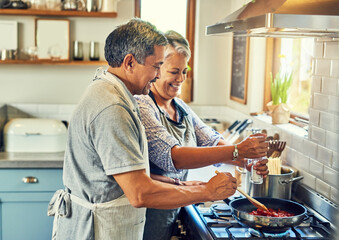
[135, 30, 268, 240]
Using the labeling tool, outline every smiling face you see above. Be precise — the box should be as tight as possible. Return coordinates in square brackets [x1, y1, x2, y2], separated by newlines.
[151, 47, 188, 101]
[132, 45, 165, 95]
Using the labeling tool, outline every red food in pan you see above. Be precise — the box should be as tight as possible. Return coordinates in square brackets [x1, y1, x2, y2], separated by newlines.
[249, 208, 295, 217]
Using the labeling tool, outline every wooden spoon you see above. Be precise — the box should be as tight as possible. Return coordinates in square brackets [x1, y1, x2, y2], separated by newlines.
[215, 170, 269, 212]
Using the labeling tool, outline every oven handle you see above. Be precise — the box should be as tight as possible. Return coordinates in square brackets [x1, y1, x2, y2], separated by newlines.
[223, 198, 231, 205]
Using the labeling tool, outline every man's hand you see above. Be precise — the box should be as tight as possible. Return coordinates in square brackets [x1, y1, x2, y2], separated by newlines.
[206, 172, 237, 200]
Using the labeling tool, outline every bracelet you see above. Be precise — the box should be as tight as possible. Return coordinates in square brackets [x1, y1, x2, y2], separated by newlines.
[232, 144, 239, 161]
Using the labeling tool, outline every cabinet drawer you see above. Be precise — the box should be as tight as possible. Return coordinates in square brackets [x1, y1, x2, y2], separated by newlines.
[0, 169, 63, 192]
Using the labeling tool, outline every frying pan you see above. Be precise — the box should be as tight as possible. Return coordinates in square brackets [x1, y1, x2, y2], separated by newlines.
[224, 197, 307, 233]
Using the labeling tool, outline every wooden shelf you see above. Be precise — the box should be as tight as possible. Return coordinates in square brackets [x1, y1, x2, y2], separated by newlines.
[0, 9, 117, 18]
[0, 59, 107, 65]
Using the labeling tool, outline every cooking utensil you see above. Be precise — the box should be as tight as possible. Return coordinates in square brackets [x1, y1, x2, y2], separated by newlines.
[227, 119, 253, 144]
[224, 197, 307, 232]
[236, 187, 268, 212]
[237, 165, 304, 199]
[215, 170, 268, 212]
[221, 120, 240, 138]
[271, 141, 286, 158]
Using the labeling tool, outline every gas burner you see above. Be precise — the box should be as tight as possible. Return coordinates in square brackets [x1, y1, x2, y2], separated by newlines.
[211, 203, 231, 212]
[249, 228, 290, 238]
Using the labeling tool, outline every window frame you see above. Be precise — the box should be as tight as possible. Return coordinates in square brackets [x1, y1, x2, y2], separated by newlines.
[134, 0, 196, 102]
[264, 38, 310, 126]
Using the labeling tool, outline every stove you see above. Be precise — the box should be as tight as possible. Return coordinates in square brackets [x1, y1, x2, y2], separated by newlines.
[178, 185, 337, 240]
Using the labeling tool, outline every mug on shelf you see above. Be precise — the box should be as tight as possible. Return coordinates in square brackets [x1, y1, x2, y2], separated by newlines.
[73, 41, 83, 60]
[89, 41, 99, 61]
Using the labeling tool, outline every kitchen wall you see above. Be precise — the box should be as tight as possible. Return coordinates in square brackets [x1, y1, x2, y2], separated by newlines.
[192, 0, 265, 114]
[191, 0, 338, 205]
[0, 0, 134, 104]
[189, 37, 339, 205]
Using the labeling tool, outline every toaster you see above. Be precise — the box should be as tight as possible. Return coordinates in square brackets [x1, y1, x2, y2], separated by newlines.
[3, 118, 67, 152]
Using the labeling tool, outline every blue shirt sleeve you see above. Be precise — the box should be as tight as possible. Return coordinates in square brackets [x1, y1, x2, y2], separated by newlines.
[175, 98, 223, 147]
[135, 95, 180, 172]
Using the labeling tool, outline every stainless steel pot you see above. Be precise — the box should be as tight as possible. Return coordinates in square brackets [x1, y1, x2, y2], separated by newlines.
[236, 166, 303, 199]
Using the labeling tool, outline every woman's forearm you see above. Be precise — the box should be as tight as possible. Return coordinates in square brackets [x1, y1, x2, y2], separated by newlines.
[171, 145, 236, 169]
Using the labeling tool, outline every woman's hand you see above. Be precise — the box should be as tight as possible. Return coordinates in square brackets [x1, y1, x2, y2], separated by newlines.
[236, 133, 269, 177]
[246, 157, 269, 177]
[237, 133, 268, 159]
[206, 172, 237, 200]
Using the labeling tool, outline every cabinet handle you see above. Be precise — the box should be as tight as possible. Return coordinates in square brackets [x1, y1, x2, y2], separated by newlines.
[22, 176, 38, 183]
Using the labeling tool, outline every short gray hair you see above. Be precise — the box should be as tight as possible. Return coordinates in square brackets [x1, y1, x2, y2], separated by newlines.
[105, 18, 168, 67]
[164, 30, 191, 60]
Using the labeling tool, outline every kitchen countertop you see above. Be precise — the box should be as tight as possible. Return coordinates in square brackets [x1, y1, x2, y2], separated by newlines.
[0, 152, 64, 168]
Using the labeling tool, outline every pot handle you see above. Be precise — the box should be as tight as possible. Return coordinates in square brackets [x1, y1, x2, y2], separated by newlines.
[280, 176, 304, 184]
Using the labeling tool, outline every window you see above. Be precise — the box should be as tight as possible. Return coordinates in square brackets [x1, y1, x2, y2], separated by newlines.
[139, 0, 187, 37]
[135, 0, 196, 102]
[264, 38, 314, 120]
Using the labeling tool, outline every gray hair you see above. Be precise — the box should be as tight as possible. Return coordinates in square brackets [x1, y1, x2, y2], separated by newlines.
[164, 30, 191, 60]
[105, 18, 168, 67]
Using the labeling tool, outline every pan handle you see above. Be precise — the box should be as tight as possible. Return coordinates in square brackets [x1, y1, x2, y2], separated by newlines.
[302, 213, 310, 222]
[280, 176, 304, 184]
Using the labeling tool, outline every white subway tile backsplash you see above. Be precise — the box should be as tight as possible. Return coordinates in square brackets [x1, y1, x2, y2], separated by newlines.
[314, 41, 324, 58]
[319, 111, 335, 130]
[6, 103, 77, 121]
[330, 187, 338, 204]
[311, 76, 322, 93]
[11, 104, 38, 116]
[309, 108, 320, 126]
[302, 139, 318, 159]
[324, 41, 339, 59]
[311, 126, 326, 145]
[38, 104, 59, 114]
[331, 60, 339, 78]
[59, 105, 76, 114]
[321, 77, 338, 95]
[301, 171, 316, 189]
[325, 131, 339, 152]
[324, 166, 338, 186]
[333, 151, 339, 171]
[309, 158, 324, 179]
[317, 145, 333, 167]
[280, 130, 293, 145]
[313, 93, 329, 111]
[292, 151, 310, 172]
[315, 59, 331, 76]
[292, 135, 304, 153]
[316, 178, 331, 199]
[309, 94, 313, 108]
[285, 147, 296, 166]
[328, 95, 339, 114]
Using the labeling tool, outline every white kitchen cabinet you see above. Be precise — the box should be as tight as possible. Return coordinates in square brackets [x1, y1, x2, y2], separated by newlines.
[0, 168, 63, 240]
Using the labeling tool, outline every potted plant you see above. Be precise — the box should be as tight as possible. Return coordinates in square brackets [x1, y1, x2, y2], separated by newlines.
[267, 61, 293, 124]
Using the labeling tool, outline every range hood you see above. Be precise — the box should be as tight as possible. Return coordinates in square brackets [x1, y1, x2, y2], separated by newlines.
[206, 0, 339, 38]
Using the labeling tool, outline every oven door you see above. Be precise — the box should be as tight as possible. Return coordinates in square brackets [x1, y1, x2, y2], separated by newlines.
[178, 205, 214, 240]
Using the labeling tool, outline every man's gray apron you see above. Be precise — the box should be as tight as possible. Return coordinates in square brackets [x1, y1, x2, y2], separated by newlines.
[48, 68, 150, 240]
[143, 95, 197, 240]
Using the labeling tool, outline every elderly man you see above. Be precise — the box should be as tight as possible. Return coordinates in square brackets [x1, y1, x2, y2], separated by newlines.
[48, 18, 239, 240]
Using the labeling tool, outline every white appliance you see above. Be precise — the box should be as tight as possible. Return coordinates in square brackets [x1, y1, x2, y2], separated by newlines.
[4, 118, 67, 152]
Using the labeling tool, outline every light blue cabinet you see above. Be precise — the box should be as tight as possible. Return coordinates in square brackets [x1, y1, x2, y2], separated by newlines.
[0, 168, 63, 240]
